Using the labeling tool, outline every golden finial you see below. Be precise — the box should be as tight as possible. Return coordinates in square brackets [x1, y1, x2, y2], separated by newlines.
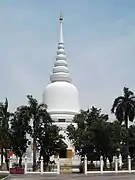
[59, 11, 63, 22]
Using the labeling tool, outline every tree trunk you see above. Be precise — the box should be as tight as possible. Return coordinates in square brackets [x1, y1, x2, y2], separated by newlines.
[125, 114, 128, 130]
[108, 156, 113, 170]
[19, 157, 22, 168]
[0, 148, 4, 170]
[103, 157, 107, 169]
[33, 137, 37, 171]
[4, 149, 9, 171]
[125, 113, 129, 156]
[43, 156, 49, 171]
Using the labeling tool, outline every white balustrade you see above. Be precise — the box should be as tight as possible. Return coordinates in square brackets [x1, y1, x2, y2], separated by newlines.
[4, 154, 134, 175]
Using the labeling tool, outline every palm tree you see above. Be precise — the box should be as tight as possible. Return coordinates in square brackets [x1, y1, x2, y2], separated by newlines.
[0, 98, 11, 170]
[111, 87, 135, 155]
[111, 87, 135, 129]
[26, 95, 52, 171]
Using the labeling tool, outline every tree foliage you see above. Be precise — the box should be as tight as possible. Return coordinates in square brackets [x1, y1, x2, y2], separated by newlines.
[67, 106, 133, 165]
[0, 98, 11, 170]
[111, 87, 135, 129]
[67, 107, 113, 160]
[1, 86, 135, 171]
[26, 95, 53, 171]
[0, 95, 63, 171]
[37, 123, 63, 169]
[111, 87, 135, 156]
[10, 106, 31, 166]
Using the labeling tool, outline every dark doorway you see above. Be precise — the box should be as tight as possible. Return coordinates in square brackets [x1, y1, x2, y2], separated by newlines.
[59, 147, 67, 158]
[59, 141, 68, 158]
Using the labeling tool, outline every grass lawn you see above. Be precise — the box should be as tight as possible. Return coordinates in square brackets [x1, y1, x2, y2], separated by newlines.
[0, 175, 7, 179]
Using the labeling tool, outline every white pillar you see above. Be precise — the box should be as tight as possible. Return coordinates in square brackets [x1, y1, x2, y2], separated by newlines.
[115, 156, 118, 173]
[24, 156, 27, 174]
[100, 156, 103, 174]
[84, 156, 87, 175]
[9, 157, 12, 169]
[106, 158, 110, 168]
[40, 156, 43, 175]
[128, 155, 131, 173]
[57, 156, 60, 175]
[119, 154, 122, 169]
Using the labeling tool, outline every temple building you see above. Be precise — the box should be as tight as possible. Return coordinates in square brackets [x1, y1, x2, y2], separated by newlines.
[43, 13, 80, 158]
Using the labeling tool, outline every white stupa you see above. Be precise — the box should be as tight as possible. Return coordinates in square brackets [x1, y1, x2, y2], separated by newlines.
[43, 13, 79, 155]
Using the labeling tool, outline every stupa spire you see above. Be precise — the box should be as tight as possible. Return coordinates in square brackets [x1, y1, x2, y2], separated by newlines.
[50, 12, 71, 83]
[59, 11, 64, 43]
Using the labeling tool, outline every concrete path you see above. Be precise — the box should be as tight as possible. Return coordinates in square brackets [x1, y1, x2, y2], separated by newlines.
[9, 173, 135, 180]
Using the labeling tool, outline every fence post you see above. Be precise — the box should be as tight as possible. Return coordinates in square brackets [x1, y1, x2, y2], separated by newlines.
[57, 156, 60, 175]
[115, 156, 118, 173]
[9, 156, 12, 169]
[128, 155, 131, 173]
[40, 156, 43, 175]
[24, 156, 27, 174]
[84, 156, 87, 175]
[100, 156, 103, 174]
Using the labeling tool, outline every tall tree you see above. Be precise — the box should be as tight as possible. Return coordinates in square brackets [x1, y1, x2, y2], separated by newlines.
[111, 87, 135, 155]
[0, 98, 11, 170]
[111, 87, 135, 129]
[26, 95, 52, 171]
[10, 106, 31, 167]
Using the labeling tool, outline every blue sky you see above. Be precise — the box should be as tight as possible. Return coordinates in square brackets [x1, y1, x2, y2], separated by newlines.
[0, 0, 135, 118]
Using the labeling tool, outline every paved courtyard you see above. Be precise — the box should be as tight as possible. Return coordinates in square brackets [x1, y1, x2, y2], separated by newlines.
[8, 173, 135, 180]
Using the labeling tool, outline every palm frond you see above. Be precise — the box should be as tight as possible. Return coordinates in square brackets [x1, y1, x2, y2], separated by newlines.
[115, 103, 124, 124]
[38, 103, 47, 110]
[123, 87, 134, 99]
[111, 96, 125, 113]
[27, 95, 38, 108]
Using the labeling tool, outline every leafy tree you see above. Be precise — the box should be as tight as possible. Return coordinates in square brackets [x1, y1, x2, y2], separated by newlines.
[26, 95, 53, 171]
[37, 123, 63, 170]
[67, 107, 111, 162]
[126, 125, 135, 159]
[67, 107, 130, 168]
[67, 108, 94, 159]
[10, 106, 31, 167]
[0, 98, 11, 170]
[92, 120, 114, 164]
[111, 87, 135, 129]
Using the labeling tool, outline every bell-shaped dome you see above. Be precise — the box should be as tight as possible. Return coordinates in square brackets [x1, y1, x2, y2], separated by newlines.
[43, 82, 79, 115]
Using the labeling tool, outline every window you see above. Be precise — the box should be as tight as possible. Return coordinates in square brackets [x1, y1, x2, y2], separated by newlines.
[58, 119, 65, 122]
